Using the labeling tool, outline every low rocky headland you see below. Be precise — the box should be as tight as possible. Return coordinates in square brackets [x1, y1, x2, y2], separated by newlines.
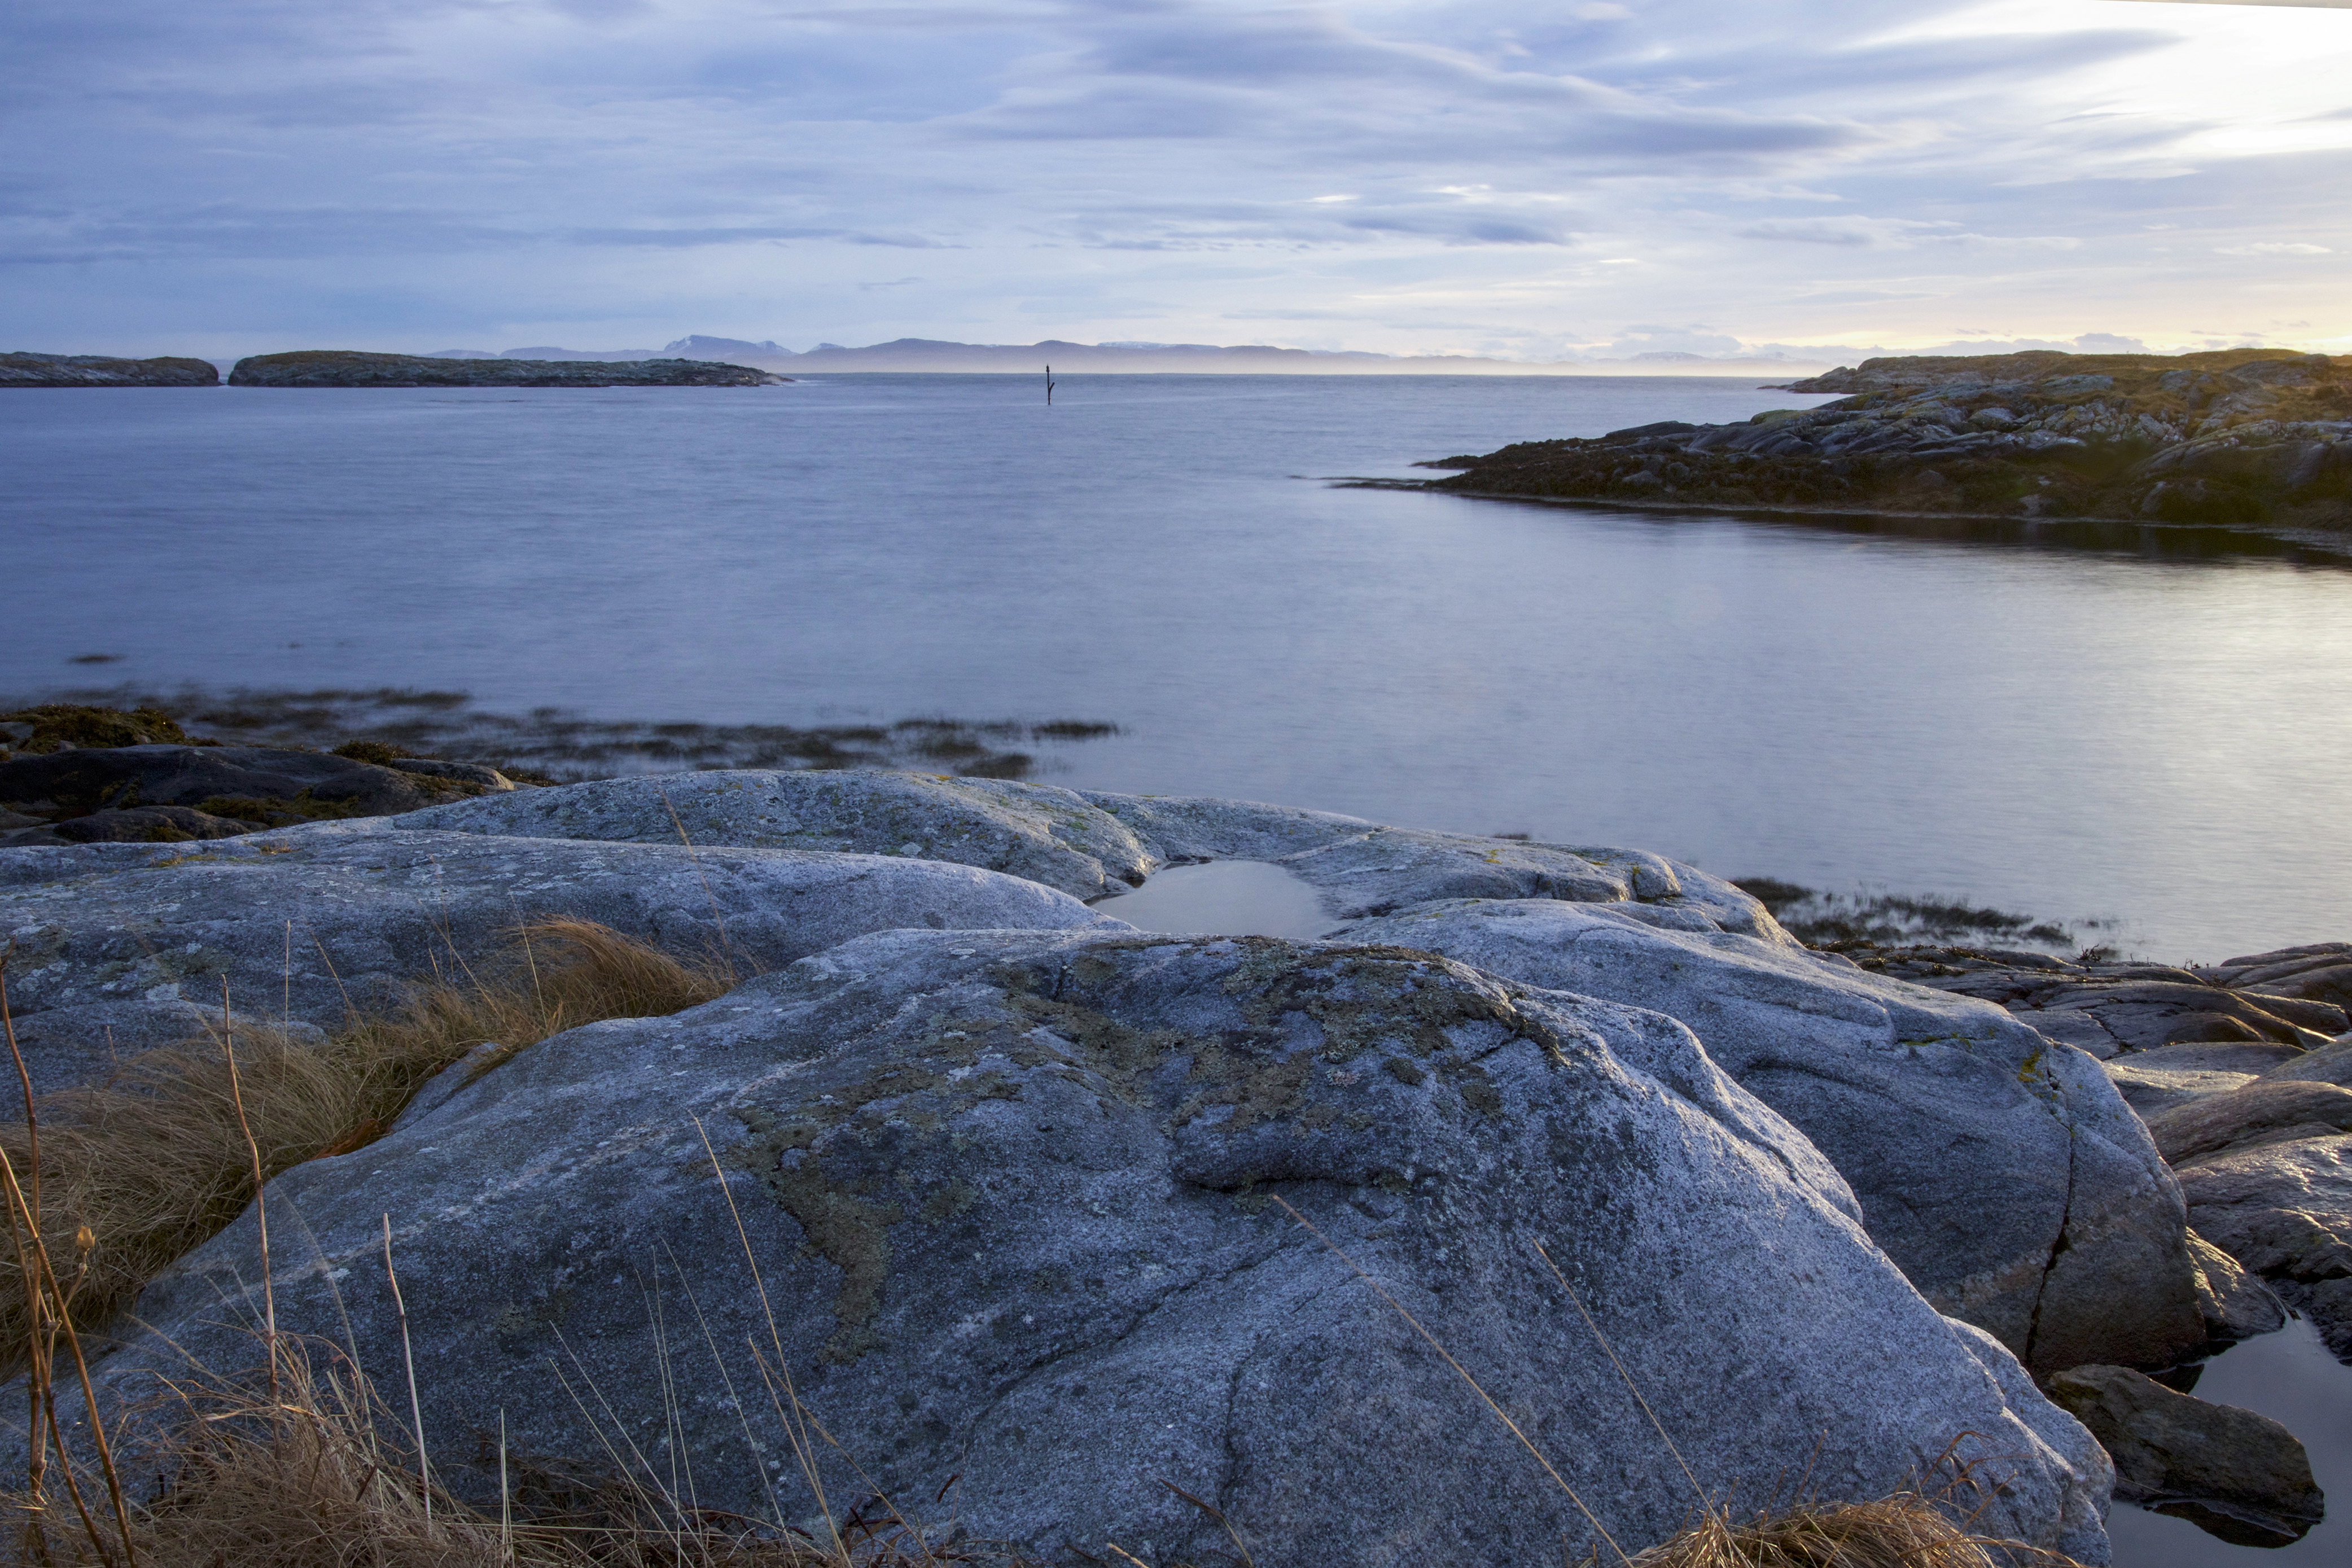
[225, 349, 787, 387]
[3, 707, 2346, 1562]
[1, 352, 220, 388]
[1416, 349, 2352, 536]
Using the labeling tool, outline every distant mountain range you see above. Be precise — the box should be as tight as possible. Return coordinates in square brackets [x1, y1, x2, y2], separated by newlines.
[423, 335, 1834, 377]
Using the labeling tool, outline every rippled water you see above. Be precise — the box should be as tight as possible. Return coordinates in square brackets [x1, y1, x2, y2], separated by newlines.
[7, 373, 2351, 961]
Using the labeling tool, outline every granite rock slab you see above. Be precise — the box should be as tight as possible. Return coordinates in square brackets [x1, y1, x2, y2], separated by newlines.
[42, 930, 2113, 1565]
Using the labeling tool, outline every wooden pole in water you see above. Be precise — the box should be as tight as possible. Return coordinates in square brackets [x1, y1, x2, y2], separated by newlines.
[1046, 363, 1054, 405]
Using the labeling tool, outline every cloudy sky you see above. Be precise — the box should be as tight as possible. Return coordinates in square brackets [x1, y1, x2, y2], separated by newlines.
[5, 0, 2348, 361]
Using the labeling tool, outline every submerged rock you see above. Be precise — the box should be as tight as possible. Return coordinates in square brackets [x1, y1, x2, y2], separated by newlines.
[226, 351, 784, 387]
[57, 930, 2114, 1564]
[0, 743, 455, 831]
[2045, 1363, 2323, 1547]
[1419, 348, 2352, 532]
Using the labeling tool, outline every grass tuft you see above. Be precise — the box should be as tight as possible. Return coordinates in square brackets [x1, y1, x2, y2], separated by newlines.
[0, 919, 735, 1372]
[1628, 1495, 2061, 1567]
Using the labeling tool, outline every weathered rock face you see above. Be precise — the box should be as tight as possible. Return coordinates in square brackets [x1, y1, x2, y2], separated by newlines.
[1420, 349, 2351, 531]
[71, 930, 2114, 1564]
[225, 351, 782, 387]
[0, 352, 219, 388]
[386, 777, 2198, 1373]
[1334, 899, 2205, 1375]
[404, 771, 1158, 901]
[2044, 1363, 2323, 1547]
[0, 818, 1125, 1041]
[0, 744, 454, 832]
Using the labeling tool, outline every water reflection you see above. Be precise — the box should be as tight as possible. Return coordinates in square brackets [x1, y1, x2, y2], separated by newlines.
[1093, 860, 1334, 940]
[2104, 1318, 2352, 1565]
[1438, 490, 2352, 570]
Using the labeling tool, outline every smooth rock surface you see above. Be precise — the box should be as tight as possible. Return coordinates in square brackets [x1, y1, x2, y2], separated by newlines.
[2045, 1364, 2322, 1547]
[404, 770, 1156, 900]
[0, 818, 1127, 1035]
[53, 930, 2113, 1565]
[2176, 1136, 2352, 1284]
[1335, 897, 2204, 1374]
[2104, 1059, 2257, 1118]
[0, 999, 325, 1098]
[2199, 944, 2352, 1010]
[2188, 1232, 2288, 1346]
[2149, 1081, 2352, 1166]
[2260, 1039, 2352, 1090]
[1836, 947, 2346, 1058]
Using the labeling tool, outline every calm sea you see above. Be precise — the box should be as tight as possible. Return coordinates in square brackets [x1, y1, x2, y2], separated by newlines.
[6, 373, 2350, 962]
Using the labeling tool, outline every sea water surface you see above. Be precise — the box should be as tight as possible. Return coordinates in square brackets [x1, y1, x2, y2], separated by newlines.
[6, 372, 2351, 961]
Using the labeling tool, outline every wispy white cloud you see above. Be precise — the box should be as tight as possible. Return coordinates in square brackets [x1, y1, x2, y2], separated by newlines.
[2, 0, 2348, 357]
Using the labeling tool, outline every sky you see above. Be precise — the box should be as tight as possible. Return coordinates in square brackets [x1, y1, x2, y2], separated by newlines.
[5, 0, 2349, 362]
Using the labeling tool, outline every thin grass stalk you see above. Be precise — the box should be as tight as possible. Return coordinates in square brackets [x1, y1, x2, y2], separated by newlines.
[1271, 1194, 1635, 1568]
[220, 979, 280, 1411]
[379, 1214, 432, 1528]
[693, 1115, 847, 1563]
[1533, 1239, 1706, 1506]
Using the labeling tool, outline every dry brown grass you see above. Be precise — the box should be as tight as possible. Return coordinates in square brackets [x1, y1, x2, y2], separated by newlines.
[0, 919, 735, 1372]
[1627, 1497, 2070, 1567]
[16, 1332, 949, 1568]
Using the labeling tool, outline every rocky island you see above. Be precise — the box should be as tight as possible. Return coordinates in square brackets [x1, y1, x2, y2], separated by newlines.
[225, 349, 786, 387]
[1417, 349, 2352, 535]
[1, 352, 220, 387]
[2, 706, 2347, 1562]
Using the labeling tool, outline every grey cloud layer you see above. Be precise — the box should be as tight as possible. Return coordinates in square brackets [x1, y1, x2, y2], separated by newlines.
[3, 0, 2345, 353]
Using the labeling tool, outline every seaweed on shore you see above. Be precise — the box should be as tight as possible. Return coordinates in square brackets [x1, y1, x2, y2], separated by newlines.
[5, 685, 1122, 785]
[1734, 877, 2112, 956]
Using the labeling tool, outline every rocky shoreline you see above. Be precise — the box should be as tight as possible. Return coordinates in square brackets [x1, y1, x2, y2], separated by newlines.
[1408, 349, 2352, 539]
[3, 707, 2346, 1560]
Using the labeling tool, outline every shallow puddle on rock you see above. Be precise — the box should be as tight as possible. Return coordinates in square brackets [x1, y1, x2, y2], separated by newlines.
[1094, 860, 1334, 940]
[2104, 1315, 2352, 1565]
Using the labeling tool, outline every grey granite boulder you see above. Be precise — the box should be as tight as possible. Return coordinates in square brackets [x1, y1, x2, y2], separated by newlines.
[2044, 1364, 2322, 1547]
[0, 818, 1125, 1041]
[1335, 898, 2204, 1374]
[402, 770, 1155, 900]
[51, 930, 2113, 1564]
